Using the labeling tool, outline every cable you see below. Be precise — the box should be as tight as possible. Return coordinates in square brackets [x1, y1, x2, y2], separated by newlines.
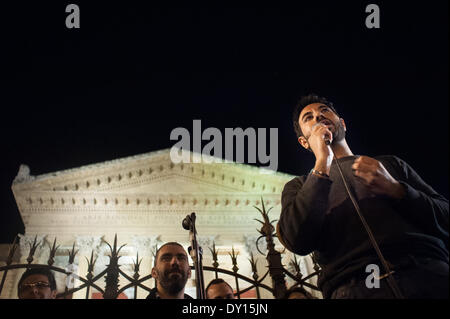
[330, 148, 405, 299]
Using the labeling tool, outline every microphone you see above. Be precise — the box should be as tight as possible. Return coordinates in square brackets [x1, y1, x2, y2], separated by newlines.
[182, 215, 192, 230]
[312, 122, 332, 145]
[182, 212, 197, 230]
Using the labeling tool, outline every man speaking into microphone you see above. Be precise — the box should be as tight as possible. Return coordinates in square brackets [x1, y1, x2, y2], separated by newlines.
[276, 93, 449, 299]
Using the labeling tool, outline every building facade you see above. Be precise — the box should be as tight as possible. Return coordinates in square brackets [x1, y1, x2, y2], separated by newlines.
[1, 149, 319, 299]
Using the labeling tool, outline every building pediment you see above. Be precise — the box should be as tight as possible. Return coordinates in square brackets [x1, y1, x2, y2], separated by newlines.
[11, 148, 293, 266]
[12, 149, 293, 196]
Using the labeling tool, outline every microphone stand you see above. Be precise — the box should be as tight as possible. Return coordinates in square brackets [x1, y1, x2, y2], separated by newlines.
[327, 141, 405, 299]
[182, 212, 206, 299]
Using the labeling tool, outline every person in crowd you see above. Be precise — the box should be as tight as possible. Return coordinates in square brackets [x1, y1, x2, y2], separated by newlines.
[206, 278, 236, 299]
[283, 285, 316, 299]
[17, 267, 57, 299]
[146, 242, 193, 299]
[277, 93, 449, 298]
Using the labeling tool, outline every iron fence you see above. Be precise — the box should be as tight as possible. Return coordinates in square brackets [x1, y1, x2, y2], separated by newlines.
[0, 201, 322, 299]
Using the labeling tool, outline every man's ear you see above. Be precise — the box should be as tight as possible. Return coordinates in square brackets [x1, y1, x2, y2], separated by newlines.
[340, 118, 346, 131]
[51, 290, 57, 299]
[151, 267, 158, 280]
[298, 136, 309, 150]
[187, 267, 192, 279]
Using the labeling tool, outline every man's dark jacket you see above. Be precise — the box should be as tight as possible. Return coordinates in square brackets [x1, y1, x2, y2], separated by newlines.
[277, 155, 449, 298]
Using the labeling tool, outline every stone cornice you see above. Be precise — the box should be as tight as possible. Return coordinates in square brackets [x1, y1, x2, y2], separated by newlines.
[15, 192, 281, 211]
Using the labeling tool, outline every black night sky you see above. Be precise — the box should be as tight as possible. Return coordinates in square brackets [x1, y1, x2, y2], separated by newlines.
[1, 2, 448, 243]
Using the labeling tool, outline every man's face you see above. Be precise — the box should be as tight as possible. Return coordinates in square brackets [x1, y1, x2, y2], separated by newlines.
[18, 274, 56, 299]
[207, 282, 235, 299]
[152, 244, 191, 295]
[297, 103, 346, 149]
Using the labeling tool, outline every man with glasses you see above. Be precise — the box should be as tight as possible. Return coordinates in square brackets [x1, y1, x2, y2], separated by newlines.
[17, 267, 57, 299]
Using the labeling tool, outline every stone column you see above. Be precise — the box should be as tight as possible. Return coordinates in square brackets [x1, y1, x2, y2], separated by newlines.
[131, 235, 161, 299]
[244, 234, 273, 299]
[18, 234, 48, 265]
[0, 243, 21, 299]
[72, 235, 104, 299]
[195, 235, 218, 295]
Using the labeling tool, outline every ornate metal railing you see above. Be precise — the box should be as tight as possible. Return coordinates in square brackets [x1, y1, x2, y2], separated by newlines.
[0, 200, 322, 299]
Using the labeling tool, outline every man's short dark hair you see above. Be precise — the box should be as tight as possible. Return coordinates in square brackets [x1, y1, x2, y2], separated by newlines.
[283, 285, 316, 299]
[17, 267, 57, 295]
[293, 93, 340, 138]
[206, 278, 234, 295]
[154, 242, 187, 266]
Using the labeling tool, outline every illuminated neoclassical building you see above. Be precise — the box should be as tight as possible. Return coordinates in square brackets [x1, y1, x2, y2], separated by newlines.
[1, 149, 319, 299]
